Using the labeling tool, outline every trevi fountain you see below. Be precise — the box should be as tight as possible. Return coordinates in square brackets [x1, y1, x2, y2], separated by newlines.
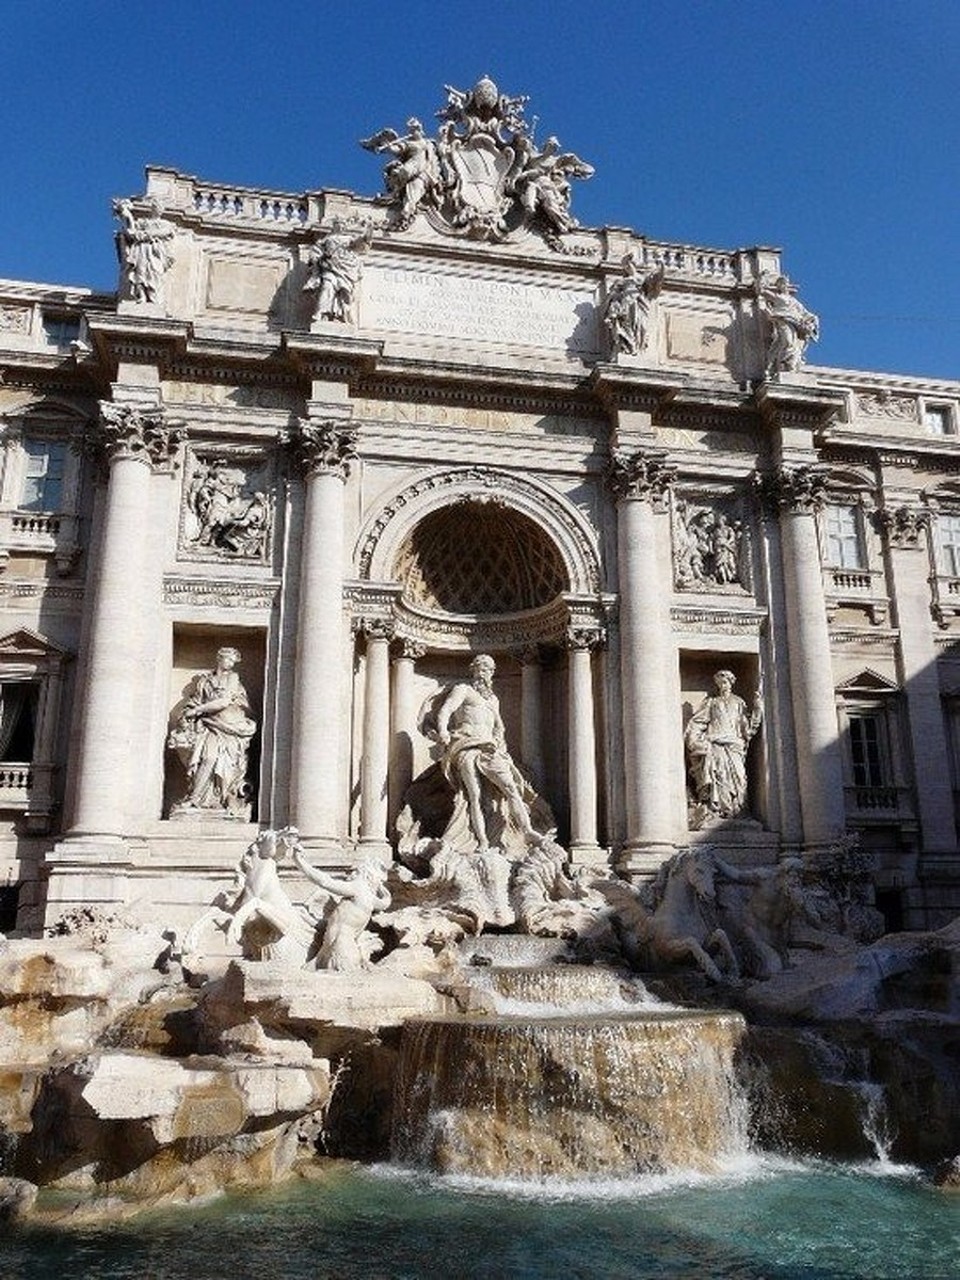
[1, 77, 960, 1278]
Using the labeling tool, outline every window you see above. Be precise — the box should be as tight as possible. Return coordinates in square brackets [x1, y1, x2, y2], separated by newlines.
[41, 314, 81, 348]
[825, 503, 864, 569]
[924, 404, 954, 436]
[939, 513, 960, 577]
[848, 714, 885, 788]
[19, 438, 66, 512]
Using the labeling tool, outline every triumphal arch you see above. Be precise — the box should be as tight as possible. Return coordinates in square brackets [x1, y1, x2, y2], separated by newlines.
[1, 76, 959, 933]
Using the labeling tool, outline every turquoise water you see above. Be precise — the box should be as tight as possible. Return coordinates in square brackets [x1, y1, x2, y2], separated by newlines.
[2, 1157, 959, 1279]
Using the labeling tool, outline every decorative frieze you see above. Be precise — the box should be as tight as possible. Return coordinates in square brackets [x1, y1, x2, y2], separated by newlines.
[671, 493, 752, 593]
[607, 450, 676, 508]
[0, 305, 31, 334]
[671, 604, 766, 635]
[856, 390, 917, 422]
[566, 625, 606, 651]
[162, 575, 280, 611]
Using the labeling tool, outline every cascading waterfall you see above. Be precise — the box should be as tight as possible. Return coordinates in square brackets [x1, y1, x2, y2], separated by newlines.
[391, 966, 749, 1178]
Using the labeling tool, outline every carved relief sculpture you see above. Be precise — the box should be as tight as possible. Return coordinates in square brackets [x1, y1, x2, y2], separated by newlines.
[672, 498, 750, 591]
[183, 456, 272, 560]
[603, 254, 664, 357]
[113, 198, 175, 307]
[755, 271, 819, 377]
[361, 76, 593, 247]
[168, 647, 257, 819]
[302, 219, 372, 324]
[684, 670, 762, 826]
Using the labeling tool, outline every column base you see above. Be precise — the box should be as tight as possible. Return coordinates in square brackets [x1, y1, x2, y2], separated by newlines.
[42, 836, 138, 930]
[616, 841, 677, 877]
[569, 842, 610, 869]
[356, 838, 394, 867]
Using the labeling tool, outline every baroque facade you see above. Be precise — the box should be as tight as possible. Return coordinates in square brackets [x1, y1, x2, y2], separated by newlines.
[1, 78, 959, 934]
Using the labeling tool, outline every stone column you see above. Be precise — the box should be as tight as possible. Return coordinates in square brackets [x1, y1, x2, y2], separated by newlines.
[389, 639, 424, 833]
[609, 450, 679, 867]
[566, 628, 603, 863]
[289, 418, 356, 846]
[357, 618, 394, 859]
[880, 504, 956, 855]
[762, 465, 846, 844]
[519, 647, 544, 787]
[69, 402, 181, 838]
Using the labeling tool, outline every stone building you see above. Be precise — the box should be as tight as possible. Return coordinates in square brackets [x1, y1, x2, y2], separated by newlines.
[0, 78, 958, 934]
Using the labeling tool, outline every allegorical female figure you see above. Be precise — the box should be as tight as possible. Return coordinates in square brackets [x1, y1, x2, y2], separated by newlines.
[684, 670, 762, 822]
[168, 647, 256, 818]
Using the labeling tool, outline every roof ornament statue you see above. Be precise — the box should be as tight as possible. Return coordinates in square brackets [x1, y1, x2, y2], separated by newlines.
[755, 271, 820, 378]
[360, 76, 594, 248]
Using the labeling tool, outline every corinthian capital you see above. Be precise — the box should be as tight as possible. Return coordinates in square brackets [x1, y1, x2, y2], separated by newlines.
[607, 449, 676, 507]
[91, 401, 184, 468]
[755, 464, 828, 515]
[877, 504, 930, 550]
[294, 418, 358, 478]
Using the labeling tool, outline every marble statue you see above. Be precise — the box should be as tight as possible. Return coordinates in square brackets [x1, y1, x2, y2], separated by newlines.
[756, 271, 820, 376]
[429, 654, 541, 855]
[183, 827, 316, 964]
[361, 77, 592, 246]
[168, 647, 257, 819]
[360, 119, 441, 228]
[393, 837, 516, 936]
[186, 459, 271, 559]
[303, 220, 372, 324]
[684, 670, 762, 824]
[512, 837, 605, 939]
[113, 198, 175, 306]
[292, 849, 390, 970]
[603, 254, 664, 357]
[633, 846, 740, 983]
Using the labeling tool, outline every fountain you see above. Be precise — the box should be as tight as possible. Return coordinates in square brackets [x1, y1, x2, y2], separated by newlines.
[391, 962, 749, 1178]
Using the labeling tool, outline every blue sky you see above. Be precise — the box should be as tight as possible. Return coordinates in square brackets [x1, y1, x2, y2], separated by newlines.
[3, 0, 958, 380]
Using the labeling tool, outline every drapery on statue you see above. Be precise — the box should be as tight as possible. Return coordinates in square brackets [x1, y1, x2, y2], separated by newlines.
[168, 647, 257, 818]
[426, 653, 542, 856]
[360, 117, 441, 228]
[684, 670, 762, 824]
[755, 271, 820, 376]
[302, 219, 373, 324]
[113, 198, 175, 306]
[603, 254, 664, 357]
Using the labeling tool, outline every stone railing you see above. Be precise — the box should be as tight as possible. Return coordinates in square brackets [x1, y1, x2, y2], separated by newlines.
[0, 509, 79, 576]
[192, 186, 308, 224]
[0, 761, 56, 832]
[642, 242, 740, 282]
[845, 784, 913, 817]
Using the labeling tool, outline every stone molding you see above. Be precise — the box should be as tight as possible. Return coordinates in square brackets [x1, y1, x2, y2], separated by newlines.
[607, 449, 676, 508]
[565, 625, 606, 651]
[292, 418, 357, 479]
[670, 603, 766, 635]
[352, 616, 396, 643]
[162, 575, 280, 610]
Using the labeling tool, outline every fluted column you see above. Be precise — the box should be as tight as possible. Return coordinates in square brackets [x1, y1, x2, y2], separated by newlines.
[289, 418, 356, 844]
[761, 465, 846, 843]
[609, 450, 679, 865]
[69, 402, 182, 837]
[566, 627, 603, 862]
[357, 618, 394, 857]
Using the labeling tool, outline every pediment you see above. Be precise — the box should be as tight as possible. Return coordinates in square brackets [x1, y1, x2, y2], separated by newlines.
[836, 668, 899, 694]
[0, 628, 70, 661]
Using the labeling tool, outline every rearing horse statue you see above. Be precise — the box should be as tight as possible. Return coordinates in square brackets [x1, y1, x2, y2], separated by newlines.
[641, 847, 740, 982]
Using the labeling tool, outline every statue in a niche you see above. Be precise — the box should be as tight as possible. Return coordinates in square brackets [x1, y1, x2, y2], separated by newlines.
[684, 670, 762, 825]
[603, 254, 664, 357]
[302, 219, 372, 324]
[113, 198, 175, 307]
[168, 647, 257, 819]
[755, 271, 819, 377]
[430, 653, 542, 855]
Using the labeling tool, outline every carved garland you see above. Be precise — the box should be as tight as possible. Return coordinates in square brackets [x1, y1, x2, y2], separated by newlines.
[88, 402, 185, 470]
[293, 418, 358, 478]
[607, 450, 676, 508]
[755, 464, 829, 515]
[876, 504, 930, 550]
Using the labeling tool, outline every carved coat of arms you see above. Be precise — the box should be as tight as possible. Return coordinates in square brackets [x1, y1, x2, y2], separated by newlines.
[361, 76, 594, 248]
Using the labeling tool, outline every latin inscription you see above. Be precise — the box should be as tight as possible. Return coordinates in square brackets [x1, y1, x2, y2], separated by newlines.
[362, 265, 600, 354]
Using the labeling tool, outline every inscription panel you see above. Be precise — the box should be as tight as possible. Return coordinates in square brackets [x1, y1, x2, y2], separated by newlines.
[362, 264, 600, 355]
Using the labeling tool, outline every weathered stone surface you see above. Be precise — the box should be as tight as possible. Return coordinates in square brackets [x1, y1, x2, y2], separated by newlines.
[0, 1176, 38, 1223]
